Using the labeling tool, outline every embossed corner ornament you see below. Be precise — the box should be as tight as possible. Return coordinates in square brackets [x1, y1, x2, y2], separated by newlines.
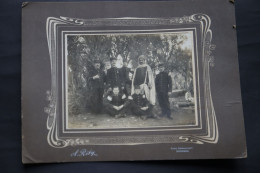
[45, 14, 218, 148]
[44, 90, 67, 147]
[179, 14, 218, 144]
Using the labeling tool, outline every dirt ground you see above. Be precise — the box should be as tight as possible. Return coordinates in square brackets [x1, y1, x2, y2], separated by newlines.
[68, 106, 196, 129]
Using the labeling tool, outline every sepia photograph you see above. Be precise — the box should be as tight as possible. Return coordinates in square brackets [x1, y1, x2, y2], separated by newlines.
[65, 31, 197, 129]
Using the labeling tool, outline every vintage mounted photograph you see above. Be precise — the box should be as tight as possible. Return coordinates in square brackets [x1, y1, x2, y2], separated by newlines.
[65, 31, 197, 129]
[22, 1, 248, 163]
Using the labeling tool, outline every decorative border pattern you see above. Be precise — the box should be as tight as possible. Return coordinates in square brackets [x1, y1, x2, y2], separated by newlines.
[45, 14, 217, 148]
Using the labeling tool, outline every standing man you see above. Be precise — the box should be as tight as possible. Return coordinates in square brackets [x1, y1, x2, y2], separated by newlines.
[121, 59, 130, 83]
[88, 59, 106, 114]
[131, 55, 156, 106]
[155, 64, 173, 119]
[121, 59, 131, 96]
[106, 57, 124, 92]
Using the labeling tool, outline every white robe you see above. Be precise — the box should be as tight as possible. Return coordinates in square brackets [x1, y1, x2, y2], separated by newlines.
[131, 64, 156, 105]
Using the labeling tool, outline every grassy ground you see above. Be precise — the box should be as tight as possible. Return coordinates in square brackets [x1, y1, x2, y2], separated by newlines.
[68, 106, 195, 129]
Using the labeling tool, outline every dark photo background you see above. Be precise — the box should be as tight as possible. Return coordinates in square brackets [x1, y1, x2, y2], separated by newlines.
[0, 0, 260, 172]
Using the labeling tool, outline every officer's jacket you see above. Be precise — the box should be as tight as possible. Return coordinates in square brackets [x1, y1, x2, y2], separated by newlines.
[88, 68, 106, 89]
[132, 94, 148, 107]
[106, 67, 124, 88]
[155, 72, 172, 92]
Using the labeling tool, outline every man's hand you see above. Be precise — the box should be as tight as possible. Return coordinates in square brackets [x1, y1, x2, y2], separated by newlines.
[113, 106, 119, 110]
[141, 107, 148, 111]
[93, 75, 100, 79]
[128, 96, 133, 100]
[107, 96, 112, 101]
[122, 94, 126, 99]
[168, 92, 171, 95]
[118, 105, 124, 110]
[148, 83, 152, 89]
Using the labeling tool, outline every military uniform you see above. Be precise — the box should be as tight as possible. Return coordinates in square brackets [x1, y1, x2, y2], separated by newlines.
[106, 67, 124, 90]
[104, 92, 127, 117]
[127, 93, 155, 119]
[88, 68, 106, 114]
[155, 71, 172, 117]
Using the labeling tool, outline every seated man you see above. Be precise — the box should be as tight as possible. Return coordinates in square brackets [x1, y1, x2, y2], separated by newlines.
[128, 86, 159, 120]
[104, 86, 127, 118]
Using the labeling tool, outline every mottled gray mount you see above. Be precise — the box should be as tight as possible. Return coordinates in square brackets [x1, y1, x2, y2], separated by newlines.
[45, 14, 217, 148]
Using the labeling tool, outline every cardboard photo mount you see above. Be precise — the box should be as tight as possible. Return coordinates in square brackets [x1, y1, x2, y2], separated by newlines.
[22, 0, 247, 163]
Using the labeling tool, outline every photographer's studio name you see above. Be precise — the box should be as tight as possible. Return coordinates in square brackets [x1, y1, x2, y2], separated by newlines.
[171, 146, 193, 153]
[71, 149, 98, 157]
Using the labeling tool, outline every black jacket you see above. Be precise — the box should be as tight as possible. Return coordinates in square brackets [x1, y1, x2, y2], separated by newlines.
[121, 66, 131, 84]
[132, 93, 149, 107]
[88, 69, 106, 89]
[106, 67, 124, 88]
[155, 72, 172, 93]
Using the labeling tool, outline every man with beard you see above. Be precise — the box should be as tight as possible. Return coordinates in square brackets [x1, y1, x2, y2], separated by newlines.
[106, 57, 124, 93]
[88, 59, 106, 114]
[131, 55, 156, 106]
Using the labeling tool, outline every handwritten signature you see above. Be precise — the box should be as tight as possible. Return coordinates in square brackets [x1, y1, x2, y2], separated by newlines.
[71, 149, 98, 157]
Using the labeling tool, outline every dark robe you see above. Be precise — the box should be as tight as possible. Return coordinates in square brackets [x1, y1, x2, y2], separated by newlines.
[88, 68, 106, 114]
[133, 66, 149, 86]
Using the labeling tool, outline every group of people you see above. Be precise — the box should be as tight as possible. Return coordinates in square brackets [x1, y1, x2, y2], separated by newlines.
[88, 55, 173, 120]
